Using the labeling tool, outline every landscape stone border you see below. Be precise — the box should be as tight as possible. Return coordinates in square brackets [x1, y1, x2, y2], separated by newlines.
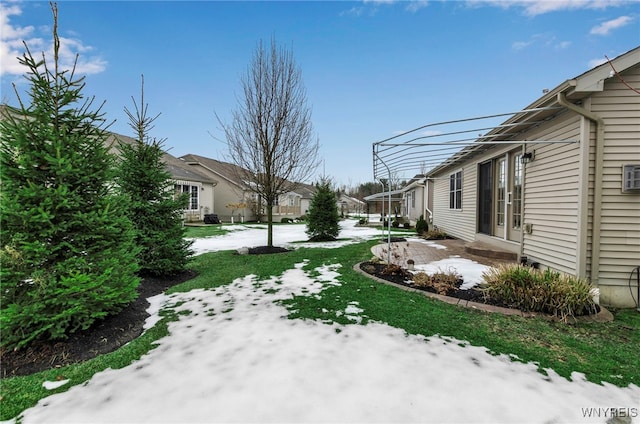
[353, 262, 613, 323]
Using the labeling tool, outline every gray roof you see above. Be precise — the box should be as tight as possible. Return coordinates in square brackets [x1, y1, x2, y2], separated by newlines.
[108, 133, 216, 184]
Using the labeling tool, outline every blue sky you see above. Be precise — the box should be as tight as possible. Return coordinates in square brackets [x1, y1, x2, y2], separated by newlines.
[1, 0, 638, 186]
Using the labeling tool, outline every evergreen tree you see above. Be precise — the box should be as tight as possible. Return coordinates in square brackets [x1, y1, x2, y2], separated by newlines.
[0, 4, 140, 350]
[416, 214, 429, 235]
[306, 180, 340, 242]
[117, 76, 193, 276]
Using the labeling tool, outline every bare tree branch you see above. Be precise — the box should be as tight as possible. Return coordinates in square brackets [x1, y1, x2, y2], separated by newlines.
[218, 38, 320, 246]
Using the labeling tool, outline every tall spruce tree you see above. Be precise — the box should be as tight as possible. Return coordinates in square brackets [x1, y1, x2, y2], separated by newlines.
[306, 180, 340, 242]
[117, 76, 193, 276]
[0, 4, 140, 349]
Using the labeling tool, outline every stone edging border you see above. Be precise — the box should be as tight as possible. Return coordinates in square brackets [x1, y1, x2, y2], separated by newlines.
[353, 262, 614, 323]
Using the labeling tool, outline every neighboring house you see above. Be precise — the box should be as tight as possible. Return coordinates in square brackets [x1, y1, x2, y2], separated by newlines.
[180, 154, 315, 222]
[337, 193, 366, 217]
[425, 47, 640, 308]
[109, 134, 217, 223]
[363, 189, 404, 219]
[400, 175, 434, 225]
[0, 105, 216, 223]
[180, 154, 256, 223]
[283, 183, 316, 219]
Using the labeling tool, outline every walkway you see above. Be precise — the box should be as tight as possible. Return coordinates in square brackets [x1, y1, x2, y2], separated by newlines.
[371, 237, 517, 268]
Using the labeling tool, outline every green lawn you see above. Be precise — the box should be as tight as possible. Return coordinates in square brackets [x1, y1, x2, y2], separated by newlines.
[2, 240, 638, 421]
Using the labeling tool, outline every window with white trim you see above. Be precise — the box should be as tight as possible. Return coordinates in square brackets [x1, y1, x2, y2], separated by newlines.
[497, 160, 505, 226]
[449, 170, 462, 210]
[174, 184, 199, 210]
[513, 156, 522, 229]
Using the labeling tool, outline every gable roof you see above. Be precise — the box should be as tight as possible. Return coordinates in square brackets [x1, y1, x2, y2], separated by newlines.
[181, 153, 318, 197]
[108, 133, 216, 184]
[0, 105, 215, 185]
[180, 153, 251, 189]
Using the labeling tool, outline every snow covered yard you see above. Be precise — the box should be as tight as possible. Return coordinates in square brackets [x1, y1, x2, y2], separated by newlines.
[12, 220, 640, 423]
[188, 217, 391, 255]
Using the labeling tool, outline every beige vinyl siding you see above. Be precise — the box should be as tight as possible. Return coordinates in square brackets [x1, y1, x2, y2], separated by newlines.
[521, 114, 582, 275]
[432, 144, 515, 242]
[591, 66, 640, 288]
[432, 166, 477, 242]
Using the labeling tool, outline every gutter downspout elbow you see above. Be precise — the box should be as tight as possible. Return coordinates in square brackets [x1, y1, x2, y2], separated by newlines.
[556, 92, 605, 289]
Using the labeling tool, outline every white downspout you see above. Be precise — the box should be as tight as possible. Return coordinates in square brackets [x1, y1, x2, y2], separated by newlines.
[424, 178, 433, 223]
[557, 92, 605, 288]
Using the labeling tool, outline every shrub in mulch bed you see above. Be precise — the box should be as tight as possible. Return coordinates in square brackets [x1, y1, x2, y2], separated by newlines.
[359, 262, 600, 318]
[482, 264, 600, 318]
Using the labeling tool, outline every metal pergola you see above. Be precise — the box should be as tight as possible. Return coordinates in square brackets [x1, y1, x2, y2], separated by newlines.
[371, 106, 580, 261]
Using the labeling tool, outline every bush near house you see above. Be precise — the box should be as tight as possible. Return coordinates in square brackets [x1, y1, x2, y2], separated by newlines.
[413, 269, 462, 296]
[415, 215, 428, 235]
[481, 265, 597, 319]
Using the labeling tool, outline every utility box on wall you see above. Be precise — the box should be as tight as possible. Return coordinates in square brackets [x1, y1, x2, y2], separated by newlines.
[622, 164, 640, 193]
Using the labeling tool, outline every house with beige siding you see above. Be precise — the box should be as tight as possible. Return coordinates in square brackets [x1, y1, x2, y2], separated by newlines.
[109, 134, 217, 222]
[338, 193, 366, 217]
[180, 154, 315, 223]
[424, 47, 640, 308]
[0, 106, 216, 223]
[401, 175, 434, 225]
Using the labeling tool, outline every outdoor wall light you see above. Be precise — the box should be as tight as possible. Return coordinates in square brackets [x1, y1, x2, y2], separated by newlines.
[521, 151, 534, 164]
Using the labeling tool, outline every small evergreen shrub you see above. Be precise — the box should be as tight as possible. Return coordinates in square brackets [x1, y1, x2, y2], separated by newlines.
[415, 215, 429, 235]
[281, 217, 293, 223]
[391, 220, 400, 228]
[403, 222, 410, 229]
[358, 218, 367, 225]
[306, 180, 340, 242]
[482, 264, 597, 319]
[117, 102, 194, 277]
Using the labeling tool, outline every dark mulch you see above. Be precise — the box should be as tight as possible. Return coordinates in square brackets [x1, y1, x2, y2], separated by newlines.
[360, 261, 490, 303]
[1, 270, 197, 378]
[248, 246, 291, 255]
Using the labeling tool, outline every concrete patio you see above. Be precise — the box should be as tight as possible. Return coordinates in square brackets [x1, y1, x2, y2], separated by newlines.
[371, 237, 518, 268]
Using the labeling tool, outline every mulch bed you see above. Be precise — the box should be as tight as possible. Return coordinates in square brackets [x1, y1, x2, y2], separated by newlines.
[248, 246, 291, 255]
[1, 270, 197, 378]
[1, 246, 288, 378]
[359, 262, 600, 316]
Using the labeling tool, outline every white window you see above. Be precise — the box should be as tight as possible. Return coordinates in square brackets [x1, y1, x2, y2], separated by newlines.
[497, 160, 505, 226]
[513, 156, 522, 228]
[174, 184, 199, 210]
[449, 170, 462, 210]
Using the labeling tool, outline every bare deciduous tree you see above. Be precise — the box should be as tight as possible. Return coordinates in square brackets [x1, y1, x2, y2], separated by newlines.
[218, 38, 320, 247]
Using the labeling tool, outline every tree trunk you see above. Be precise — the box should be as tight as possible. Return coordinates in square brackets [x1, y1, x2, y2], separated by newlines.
[267, 204, 274, 247]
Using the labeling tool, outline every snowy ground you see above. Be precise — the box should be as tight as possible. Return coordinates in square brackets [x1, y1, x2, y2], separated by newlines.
[188, 217, 392, 255]
[13, 220, 640, 423]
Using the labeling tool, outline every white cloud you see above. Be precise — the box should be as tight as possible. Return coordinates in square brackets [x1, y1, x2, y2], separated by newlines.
[590, 15, 634, 35]
[405, 0, 429, 13]
[0, 3, 106, 77]
[467, 0, 628, 16]
[512, 40, 534, 50]
[512, 33, 572, 51]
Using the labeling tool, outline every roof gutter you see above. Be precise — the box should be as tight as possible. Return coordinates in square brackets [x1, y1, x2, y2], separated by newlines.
[556, 91, 605, 288]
